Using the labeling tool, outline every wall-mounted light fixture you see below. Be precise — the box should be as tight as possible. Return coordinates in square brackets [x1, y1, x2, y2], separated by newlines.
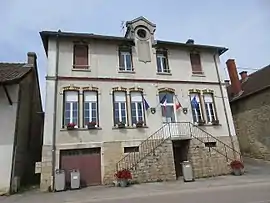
[150, 107, 156, 114]
[183, 107, 188, 114]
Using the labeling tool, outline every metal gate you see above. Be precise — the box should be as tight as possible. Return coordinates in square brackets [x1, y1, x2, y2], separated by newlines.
[60, 148, 101, 187]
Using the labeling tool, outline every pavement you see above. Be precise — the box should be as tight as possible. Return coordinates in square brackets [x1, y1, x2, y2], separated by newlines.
[1, 157, 270, 203]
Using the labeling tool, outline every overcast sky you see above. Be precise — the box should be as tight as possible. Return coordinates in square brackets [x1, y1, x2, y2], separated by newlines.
[0, 0, 269, 106]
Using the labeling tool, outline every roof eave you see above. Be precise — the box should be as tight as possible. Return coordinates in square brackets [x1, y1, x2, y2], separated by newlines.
[155, 40, 228, 56]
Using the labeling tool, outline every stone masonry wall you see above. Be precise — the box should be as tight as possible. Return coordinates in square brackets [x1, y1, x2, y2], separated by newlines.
[189, 136, 240, 178]
[231, 89, 270, 160]
[131, 140, 176, 183]
[40, 145, 53, 191]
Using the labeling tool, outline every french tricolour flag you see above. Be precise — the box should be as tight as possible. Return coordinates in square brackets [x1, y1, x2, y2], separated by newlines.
[160, 95, 167, 113]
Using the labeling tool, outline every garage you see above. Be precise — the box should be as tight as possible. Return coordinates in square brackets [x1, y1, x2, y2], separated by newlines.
[60, 148, 102, 187]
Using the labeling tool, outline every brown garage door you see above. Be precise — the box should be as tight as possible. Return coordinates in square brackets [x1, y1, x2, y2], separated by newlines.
[60, 148, 101, 187]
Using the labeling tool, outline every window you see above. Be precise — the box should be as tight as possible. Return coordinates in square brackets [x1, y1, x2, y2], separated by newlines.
[204, 93, 216, 123]
[205, 142, 217, 148]
[190, 93, 203, 123]
[124, 146, 139, 153]
[73, 44, 88, 68]
[159, 91, 176, 123]
[83, 91, 98, 127]
[156, 51, 170, 73]
[130, 92, 144, 125]
[113, 91, 127, 125]
[190, 53, 202, 74]
[63, 91, 79, 127]
[119, 47, 132, 71]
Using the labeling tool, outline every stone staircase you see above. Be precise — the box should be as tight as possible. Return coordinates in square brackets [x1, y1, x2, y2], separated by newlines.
[116, 122, 242, 181]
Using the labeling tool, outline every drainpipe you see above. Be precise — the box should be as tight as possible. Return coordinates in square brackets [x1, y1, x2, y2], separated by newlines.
[51, 30, 61, 191]
[213, 53, 236, 159]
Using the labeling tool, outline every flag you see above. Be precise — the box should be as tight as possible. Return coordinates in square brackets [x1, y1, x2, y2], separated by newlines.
[160, 94, 167, 115]
[191, 96, 199, 109]
[143, 97, 150, 111]
[175, 96, 182, 110]
[160, 94, 167, 106]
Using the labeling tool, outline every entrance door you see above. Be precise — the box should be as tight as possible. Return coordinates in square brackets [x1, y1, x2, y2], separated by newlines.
[173, 140, 190, 178]
[159, 91, 179, 138]
[60, 148, 102, 188]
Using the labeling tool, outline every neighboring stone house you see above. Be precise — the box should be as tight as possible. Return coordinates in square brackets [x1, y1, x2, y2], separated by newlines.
[226, 59, 270, 160]
[40, 16, 241, 191]
[0, 53, 44, 195]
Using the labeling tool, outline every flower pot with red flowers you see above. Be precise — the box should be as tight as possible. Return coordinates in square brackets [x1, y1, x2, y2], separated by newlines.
[87, 121, 97, 129]
[117, 121, 126, 129]
[230, 160, 244, 176]
[198, 119, 205, 126]
[67, 123, 76, 130]
[135, 121, 144, 128]
[212, 119, 219, 126]
[114, 169, 132, 187]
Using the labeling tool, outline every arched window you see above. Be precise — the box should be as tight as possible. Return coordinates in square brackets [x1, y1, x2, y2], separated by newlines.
[159, 91, 176, 123]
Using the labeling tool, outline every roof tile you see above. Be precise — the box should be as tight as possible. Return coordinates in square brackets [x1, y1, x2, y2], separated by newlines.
[0, 63, 31, 84]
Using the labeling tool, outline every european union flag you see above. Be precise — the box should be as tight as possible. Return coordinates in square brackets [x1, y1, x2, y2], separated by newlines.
[191, 96, 199, 109]
[143, 97, 150, 111]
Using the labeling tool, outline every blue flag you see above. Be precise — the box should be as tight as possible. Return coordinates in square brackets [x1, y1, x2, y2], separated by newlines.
[160, 94, 167, 106]
[191, 96, 199, 109]
[143, 97, 150, 111]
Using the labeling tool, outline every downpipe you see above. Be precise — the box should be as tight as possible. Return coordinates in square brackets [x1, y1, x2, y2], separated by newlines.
[213, 54, 237, 159]
[51, 30, 61, 191]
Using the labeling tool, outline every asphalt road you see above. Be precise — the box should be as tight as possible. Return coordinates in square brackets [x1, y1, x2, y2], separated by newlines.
[84, 181, 270, 203]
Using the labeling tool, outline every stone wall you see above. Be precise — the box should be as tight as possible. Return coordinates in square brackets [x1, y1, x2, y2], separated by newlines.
[231, 88, 270, 160]
[189, 136, 240, 178]
[131, 140, 176, 183]
[40, 145, 53, 191]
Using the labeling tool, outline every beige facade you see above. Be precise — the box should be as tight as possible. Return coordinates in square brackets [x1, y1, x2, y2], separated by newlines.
[40, 17, 240, 191]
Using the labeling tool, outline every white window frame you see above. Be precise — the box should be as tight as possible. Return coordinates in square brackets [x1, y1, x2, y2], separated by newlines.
[120, 51, 132, 71]
[157, 53, 169, 73]
[204, 94, 216, 123]
[84, 91, 98, 128]
[64, 91, 79, 127]
[114, 92, 127, 125]
[190, 93, 203, 123]
[159, 92, 176, 123]
[130, 92, 144, 126]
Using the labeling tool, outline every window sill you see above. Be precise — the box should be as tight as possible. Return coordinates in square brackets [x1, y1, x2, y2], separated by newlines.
[60, 127, 102, 131]
[156, 72, 172, 76]
[72, 67, 91, 72]
[112, 126, 148, 130]
[192, 72, 205, 77]
[195, 123, 221, 127]
[118, 70, 135, 74]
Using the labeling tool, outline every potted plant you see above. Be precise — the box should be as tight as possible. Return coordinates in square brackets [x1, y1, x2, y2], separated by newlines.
[136, 120, 144, 128]
[114, 169, 132, 187]
[198, 119, 205, 126]
[117, 121, 126, 128]
[67, 123, 76, 130]
[212, 119, 219, 126]
[230, 160, 244, 176]
[87, 121, 97, 129]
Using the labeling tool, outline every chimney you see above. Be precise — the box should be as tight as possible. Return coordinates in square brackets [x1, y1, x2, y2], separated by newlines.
[186, 39, 194, 44]
[226, 59, 242, 96]
[27, 52, 37, 66]
[239, 71, 248, 81]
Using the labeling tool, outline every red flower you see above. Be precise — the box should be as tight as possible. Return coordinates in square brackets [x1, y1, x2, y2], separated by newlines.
[114, 169, 132, 180]
[230, 160, 244, 169]
[67, 123, 76, 127]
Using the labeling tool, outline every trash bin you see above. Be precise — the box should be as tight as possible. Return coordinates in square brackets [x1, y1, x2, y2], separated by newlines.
[55, 169, 65, 191]
[181, 161, 194, 182]
[70, 169, 80, 189]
